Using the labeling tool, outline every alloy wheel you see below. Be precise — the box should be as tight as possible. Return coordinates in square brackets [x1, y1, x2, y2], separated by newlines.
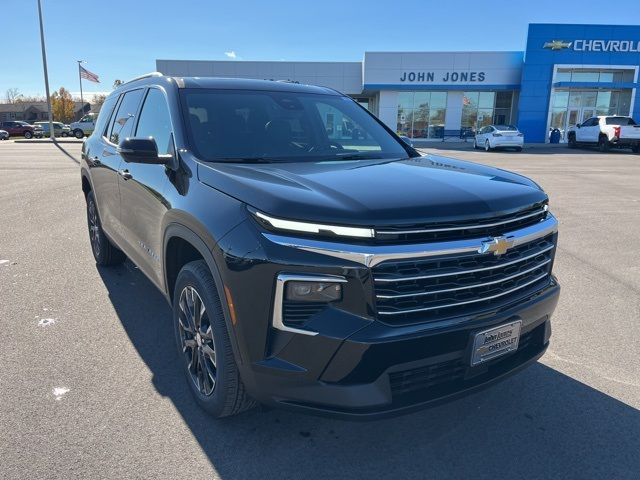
[87, 199, 101, 257]
[178, 286, 217, 396]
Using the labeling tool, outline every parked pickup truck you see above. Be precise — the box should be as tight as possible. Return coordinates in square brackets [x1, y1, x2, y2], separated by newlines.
[81, 74, 560, 419]
[567, 116, 640, 152]
[70, 113, 98, 139]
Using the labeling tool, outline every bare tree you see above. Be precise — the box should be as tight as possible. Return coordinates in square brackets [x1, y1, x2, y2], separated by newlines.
[5, 88, 21, 103]
[91, 93, 107, 112]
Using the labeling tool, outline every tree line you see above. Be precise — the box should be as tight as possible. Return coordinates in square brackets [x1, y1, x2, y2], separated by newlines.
[4, 79, 122, 123]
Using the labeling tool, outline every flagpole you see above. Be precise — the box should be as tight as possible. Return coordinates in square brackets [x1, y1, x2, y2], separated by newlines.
[77, 60, 84, 118]
[37, 0, 55, 140]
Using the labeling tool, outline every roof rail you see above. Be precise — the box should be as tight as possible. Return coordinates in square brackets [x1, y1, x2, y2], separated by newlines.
[118, 72, 164, 87]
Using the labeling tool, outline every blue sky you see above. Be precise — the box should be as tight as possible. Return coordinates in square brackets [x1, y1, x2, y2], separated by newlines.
[2, 0, 640, 99]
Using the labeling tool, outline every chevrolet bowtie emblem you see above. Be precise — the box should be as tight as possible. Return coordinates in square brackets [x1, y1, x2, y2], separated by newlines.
[479, 236, 514, 256]
[543, 40, 572, 50]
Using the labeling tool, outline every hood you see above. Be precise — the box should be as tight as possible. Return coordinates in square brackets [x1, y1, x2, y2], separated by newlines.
[197, 155, 547, 227]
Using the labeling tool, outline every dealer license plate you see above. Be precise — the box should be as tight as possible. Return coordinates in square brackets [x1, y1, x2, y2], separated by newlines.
[470, 321, 522, 366]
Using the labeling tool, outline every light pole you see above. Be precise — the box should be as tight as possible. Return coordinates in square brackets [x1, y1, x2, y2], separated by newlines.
[36, 0, 55, 141]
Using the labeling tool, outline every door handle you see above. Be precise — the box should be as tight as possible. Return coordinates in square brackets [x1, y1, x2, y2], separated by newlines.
[118, 169, 133, 180]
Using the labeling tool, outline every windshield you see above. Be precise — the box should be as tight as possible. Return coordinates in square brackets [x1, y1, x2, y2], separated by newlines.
[181, 88, 409, 162]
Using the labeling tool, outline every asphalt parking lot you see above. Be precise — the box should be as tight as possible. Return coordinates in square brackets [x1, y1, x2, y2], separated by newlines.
[1, 142, 638, 479]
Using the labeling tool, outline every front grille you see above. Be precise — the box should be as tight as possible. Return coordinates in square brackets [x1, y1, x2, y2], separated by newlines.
[373, 235, 556, 325]
[375, 203, 548, 244]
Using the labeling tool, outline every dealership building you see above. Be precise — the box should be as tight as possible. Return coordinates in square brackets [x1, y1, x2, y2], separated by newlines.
[158, 24, 640, 143]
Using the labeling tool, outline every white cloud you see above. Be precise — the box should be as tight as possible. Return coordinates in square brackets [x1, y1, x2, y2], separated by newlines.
[224, 50, 238, 59]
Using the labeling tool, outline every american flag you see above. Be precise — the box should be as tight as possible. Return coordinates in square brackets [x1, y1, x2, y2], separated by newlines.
[462, 96, 471, 106]
[80, 65, 100, 83]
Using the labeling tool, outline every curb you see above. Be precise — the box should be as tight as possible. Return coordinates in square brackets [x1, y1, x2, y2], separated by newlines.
[13, 139, 84, 144]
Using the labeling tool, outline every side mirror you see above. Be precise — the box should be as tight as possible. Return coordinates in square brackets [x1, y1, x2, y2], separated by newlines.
[576, 123, 581, 128]
[118, 137, 170, 164]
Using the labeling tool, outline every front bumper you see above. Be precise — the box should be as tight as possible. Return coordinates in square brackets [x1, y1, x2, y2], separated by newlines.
[242, 279, 558, 419]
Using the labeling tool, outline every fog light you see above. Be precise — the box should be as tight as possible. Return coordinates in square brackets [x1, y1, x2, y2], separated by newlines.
[285, 281, 342, 302]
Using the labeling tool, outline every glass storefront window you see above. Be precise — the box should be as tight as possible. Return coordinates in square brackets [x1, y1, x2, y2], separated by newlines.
[552, 91, 569, 108]
[461, 91, 513, 132]
[555, 68, 635, 84]
[396, 91, 448, 139]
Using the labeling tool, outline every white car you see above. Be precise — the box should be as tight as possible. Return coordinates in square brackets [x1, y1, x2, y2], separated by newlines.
[474, 125, 524, 151]
[567, 116, 640, 152]
[70, 113, 98, 139]
[0, 130, 8, 140]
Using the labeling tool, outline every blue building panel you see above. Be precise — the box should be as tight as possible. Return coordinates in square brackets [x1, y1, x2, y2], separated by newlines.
[519, 24, 640, 142]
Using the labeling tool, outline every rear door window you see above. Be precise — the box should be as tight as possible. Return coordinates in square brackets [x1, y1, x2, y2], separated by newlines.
[107, 89, 144, 145]
[605, 117, 636, 125]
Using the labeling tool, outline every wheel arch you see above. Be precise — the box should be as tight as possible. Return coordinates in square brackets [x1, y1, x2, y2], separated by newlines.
[163, 222, 245, 365]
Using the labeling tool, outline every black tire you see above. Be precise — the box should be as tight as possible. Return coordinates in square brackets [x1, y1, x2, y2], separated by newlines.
[632, 144, 640, 154]
[598, 135, 610, 152]
[24, 131, 33, 139]
[61, 132, 68, 137]
[74, 129, 84, 139]
[173, 260, 256, 418]
[515, 147, 523, 152]
[568, 134, 576, 148]
[86, 191, 126, 266]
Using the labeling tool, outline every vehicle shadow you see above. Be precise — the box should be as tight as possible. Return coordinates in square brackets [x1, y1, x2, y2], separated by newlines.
[97, 262, 640, 480]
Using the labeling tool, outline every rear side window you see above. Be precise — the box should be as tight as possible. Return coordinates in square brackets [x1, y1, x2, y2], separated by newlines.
[135, 89, 173, 155]
[107, 89, 144, 145]
[94, 95, 118, 139]
[606, 117, 636, 126]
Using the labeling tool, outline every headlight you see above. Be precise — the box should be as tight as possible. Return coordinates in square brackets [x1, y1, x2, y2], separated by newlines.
[253, 210, 374, 238]
[285, 281, 342, 302]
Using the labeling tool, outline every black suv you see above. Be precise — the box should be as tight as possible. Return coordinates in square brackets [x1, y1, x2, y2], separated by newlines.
[81, 73, 560, 419]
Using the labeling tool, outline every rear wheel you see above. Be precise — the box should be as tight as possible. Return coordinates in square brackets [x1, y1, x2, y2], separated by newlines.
[86, 191, 125, 266]
[173, 260, 256, 418]
[598, 135, 610, 152]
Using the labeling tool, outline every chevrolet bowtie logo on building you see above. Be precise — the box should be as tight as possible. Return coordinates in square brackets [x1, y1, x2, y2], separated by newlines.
[543, 40, 572, 50]
[479, 236, 515, 256]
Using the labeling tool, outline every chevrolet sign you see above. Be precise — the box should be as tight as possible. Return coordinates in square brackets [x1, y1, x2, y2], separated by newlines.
[543, 40, 572, 50]
[544, 39, 640, 53]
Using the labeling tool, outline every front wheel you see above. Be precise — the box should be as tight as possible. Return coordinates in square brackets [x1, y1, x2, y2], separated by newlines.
[173, 260, 256, 418]
[74, 129, 84, 139]
[86, 191, 125, 266]
[24, 131, 33, 139]
[568, 134, 576, 148]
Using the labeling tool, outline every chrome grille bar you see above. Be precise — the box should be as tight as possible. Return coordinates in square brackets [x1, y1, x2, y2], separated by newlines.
[374, 244, 554, 283]
[377, 272, 550, 316]
[376, 205, 548, 235]
[376, 258, 551, 299]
